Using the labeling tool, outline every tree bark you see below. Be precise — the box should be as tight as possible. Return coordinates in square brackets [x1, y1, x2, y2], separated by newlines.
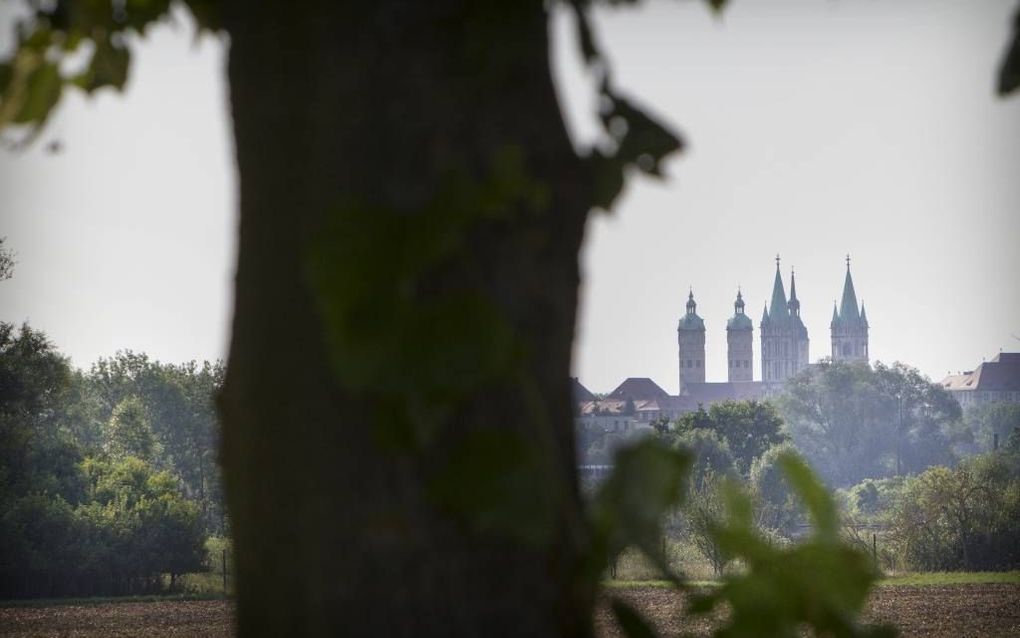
[218, 2, 592, 636]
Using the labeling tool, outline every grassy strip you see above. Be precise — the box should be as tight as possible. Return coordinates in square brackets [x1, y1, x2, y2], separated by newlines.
[605, 571, 1020, 590]
[604, 579, 716, 589]
[0, 592, 228, 608]
[879, 571, 1020, 587]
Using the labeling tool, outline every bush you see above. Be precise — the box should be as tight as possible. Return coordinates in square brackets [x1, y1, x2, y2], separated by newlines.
[888, 453, 1020, 571]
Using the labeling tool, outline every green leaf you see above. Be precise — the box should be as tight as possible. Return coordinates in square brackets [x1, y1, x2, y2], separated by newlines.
[611, 598, 659, 638]
[777, 451, 838, 541]
[76, 38, 131, 92]
[12, 62, 62, 124]
[593, 439, 692, 572]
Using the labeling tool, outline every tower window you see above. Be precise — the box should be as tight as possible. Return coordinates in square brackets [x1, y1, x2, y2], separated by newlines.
[696, 360, 702, 368]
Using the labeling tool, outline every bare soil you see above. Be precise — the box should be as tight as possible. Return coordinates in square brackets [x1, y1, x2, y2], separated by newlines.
[595, 583, 1020, 637]
[0, 600, 234, 637]
[1, 583, 1016, 637]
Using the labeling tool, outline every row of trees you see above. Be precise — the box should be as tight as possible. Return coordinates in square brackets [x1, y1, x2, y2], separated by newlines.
[0, 322, 223, 598]
[615, 361, 1020, 574]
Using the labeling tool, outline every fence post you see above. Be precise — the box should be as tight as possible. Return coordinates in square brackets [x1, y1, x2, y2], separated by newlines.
[872, 533, 877, 565]
[222, 548, 228, 595]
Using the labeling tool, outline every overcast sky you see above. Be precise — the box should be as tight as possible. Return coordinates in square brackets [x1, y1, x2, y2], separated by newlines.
[1, 1, 1017, 394]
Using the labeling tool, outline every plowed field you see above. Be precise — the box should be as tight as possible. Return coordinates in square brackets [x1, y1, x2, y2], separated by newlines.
[595, 583, 1020, 637]
[1, 583, 1017, 637]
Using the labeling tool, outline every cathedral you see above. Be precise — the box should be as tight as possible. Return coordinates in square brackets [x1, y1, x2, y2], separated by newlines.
[576, 256, 870, 427]
[678, 255, 868, 392]
[576, 257, 871, 464]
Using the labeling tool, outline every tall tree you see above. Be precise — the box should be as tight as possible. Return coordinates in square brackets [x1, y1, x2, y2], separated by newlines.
[778, 361, 961, 486]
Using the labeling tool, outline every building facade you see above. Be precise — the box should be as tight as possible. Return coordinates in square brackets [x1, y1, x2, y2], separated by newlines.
[678, 290, 706, 387]
[941, 353, 1020, 409]
[726, 290, 754, 382]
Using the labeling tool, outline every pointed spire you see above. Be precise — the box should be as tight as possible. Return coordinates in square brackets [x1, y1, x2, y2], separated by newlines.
[735, 287, 745, 313]
[761, 302, 770, 325]
[839, 257, 860, 321]
[687, 288, 697, 314]
[831, 301, 839, 327]
[788, 267, 800, 316]
[769, 255, 789, 321]
[860, 301, 868, 326]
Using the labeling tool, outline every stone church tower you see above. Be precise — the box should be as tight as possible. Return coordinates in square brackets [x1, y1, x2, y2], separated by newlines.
[760, 257, 810, 384]
[678, 289, 706, 388]
[726, 290, 753, 382]
[831, 256, 869, 362]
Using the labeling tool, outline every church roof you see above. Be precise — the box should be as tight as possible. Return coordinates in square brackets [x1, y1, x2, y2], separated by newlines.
[608, 377, 671, 401]
[837, 260, 861, 322]
[727, 290, 753, 330]
[767, 261, 790, 324]
[678, 290, 705, 331]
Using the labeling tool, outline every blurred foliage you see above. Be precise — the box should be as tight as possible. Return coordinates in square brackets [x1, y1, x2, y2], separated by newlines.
[0, 0, 221, 145]
[596, 440, 894, 637]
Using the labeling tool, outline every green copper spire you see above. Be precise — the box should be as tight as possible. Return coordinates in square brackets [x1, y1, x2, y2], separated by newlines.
[831, 301, 839, 327]
[678, 289, 705, 331]
[788, 267, 801, 316]
[839, 254, 860, 321]
[769, 255, 789, 322]
[728, 288, 753, 331]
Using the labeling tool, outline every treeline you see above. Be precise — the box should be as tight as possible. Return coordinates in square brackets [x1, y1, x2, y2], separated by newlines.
[0, 323, 224, 599]
[582, 360, 1020, 574]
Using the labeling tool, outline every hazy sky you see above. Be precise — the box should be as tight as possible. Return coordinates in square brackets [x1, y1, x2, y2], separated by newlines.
[1, 1, 1017, 394]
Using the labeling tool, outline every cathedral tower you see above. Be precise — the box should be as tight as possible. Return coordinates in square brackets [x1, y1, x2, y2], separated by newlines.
[760, 256, 810, 384]
[831, 255, 869, 362]
[678, 289, 706, 388]
[726, 289, 753, 382]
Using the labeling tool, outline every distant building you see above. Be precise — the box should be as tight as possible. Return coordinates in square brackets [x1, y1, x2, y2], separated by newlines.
[760, 257, 810, 385]
[831, 255, 869, 363]
[726, 290, 754, 382]
[678, 290, 707, 385]
[575, 255, 871, 459]
[940, 353, 1020, 409]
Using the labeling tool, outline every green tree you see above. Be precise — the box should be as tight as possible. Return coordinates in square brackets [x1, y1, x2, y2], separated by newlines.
[965, 401, 1020, 452]
[0, 237, 14, 280]
[79, 456, 206, 593]
[749, 442, 801, 534]
[103, 396, 158, 462]
[0, 323, 81, 504]
[680, 472, 731, 576]
[673, 428, 737, 490]
[888, 453, 1020, 571]
[675, 400, 787, 475]
[779, 360, 961, 487]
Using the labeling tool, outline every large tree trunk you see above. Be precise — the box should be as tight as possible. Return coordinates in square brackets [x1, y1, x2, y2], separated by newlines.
[218, 2, 593, 635]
